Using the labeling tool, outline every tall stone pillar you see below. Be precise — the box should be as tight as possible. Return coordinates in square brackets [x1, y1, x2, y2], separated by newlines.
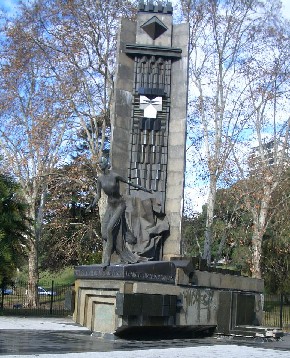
[111, 1, 189, 260]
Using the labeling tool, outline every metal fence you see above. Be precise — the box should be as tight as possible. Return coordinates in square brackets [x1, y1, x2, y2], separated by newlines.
[0, 280, 74, 316]
[1, 282, 290, 330]
[262, 294, 290, 331]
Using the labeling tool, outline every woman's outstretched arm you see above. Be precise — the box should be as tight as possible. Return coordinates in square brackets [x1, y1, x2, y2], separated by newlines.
[117, 174, 152, 193]
[87, 179, 102, 211]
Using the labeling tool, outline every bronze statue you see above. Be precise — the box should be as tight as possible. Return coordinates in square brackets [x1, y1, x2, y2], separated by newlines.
[88, 157, 151, 267]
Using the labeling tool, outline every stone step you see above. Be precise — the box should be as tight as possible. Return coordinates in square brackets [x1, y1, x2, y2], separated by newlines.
[230, 325, 284, 339]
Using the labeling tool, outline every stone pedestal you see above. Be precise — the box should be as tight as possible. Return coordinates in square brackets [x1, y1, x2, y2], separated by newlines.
[73, 260, 264, 337]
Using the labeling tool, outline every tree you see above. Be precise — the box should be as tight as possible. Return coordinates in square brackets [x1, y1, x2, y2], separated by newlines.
[230, 6, 290, 277]
[21, 0, 138, 225]
[232, 136, 289, 279]
[24, 0, 137, 164]
[0, 9, 71, 305]
[183, 186, 253, 274]
[0, 0, 138, 297]
[39, 161, 102, 271]
[181, 0, 262, 264]
[181, 0, 290, 268]
[182, 209, 206, 258]
[262, 178, 290, 293]
[0, 172, 27, 284]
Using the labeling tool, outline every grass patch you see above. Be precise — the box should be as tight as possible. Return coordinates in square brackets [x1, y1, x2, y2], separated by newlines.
[39, 267, 75, 286]
[16, 266, 75, 286]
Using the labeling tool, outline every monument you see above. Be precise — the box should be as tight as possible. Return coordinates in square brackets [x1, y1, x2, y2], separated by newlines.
[74, 1, 269, 339]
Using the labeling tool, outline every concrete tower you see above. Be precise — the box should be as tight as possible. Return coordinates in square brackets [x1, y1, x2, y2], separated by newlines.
[111, 1, 189, 260]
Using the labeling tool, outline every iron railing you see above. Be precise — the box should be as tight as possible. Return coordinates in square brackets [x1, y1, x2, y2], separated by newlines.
[0, 280, 74, 316]
[1, 281, 290, 330]
[263, 293, 290, 331]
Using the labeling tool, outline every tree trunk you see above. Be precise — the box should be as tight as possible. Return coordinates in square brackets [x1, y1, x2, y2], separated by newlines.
[203, 174, 217, 265]
[25, 190, 46, 308]
[214, 231, 228, 266]
[250, 184, 272, 279]
[251, 226, 263, 279]
[27, 239, 38, 307]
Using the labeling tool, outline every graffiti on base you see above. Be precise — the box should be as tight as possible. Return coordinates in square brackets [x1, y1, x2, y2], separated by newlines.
[182, 289, 215, 324]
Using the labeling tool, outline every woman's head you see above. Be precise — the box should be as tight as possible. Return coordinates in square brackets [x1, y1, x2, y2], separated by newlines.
[98, 157, 110, 171]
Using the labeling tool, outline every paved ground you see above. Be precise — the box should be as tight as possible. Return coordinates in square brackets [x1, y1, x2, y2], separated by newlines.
[1, 316, 290, 358]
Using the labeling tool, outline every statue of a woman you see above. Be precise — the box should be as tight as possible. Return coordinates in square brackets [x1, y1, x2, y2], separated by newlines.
[88, 157, 151, 267]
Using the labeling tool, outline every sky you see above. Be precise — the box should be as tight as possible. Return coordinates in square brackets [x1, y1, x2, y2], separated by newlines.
[281, 0, 290, 17]
[1, 0, 290, 213]
[1, 0, 290, 17]
[0, 0, 17, 15]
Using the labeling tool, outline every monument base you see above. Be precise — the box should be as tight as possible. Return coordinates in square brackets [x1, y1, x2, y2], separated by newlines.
[73, 259, 266, 338]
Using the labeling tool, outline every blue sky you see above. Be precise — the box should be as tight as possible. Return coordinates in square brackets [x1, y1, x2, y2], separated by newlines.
[0, 0, 18, 15]
[281, 0, 290, 18]
[1, 0, 290, 18]
[1, 0, 290, 213]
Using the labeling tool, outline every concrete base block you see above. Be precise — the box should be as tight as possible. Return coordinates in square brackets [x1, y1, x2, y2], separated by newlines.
[73, 262, 264, 337]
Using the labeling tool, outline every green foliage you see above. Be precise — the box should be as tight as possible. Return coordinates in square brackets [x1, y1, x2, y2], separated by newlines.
[184, 171, 290, 291]
[40, 220, 102, 271]
[182, 207, 206, 257]
[231, 246, 251, 274]
[262, 177, 290, 293]
[184, 187, 252, 272]
[39, 267, 75, 286]
[0, 173, 28, 283]
[39, 162, 102, 272]
[262, 237, 290, 294]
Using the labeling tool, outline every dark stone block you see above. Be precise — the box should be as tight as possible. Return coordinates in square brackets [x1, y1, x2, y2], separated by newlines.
[127, 315, 142, 326]
[167, 295, 177, 315]
[147, 1, 154, 11]
[217, 291, 232, 334]
[115, 292, 177, 317]
[162, 295, 171, 306]
[138, 1, 145, 12]
[165, 3, 173, 13]
[114, 102, 132, 121]
[138, 0, 172, 14]
[75, 261, 176, 284]
[138, 87, 165, 96]
[143, 294, 177, 317]
[157, 3, 163, 13]
[142, 294, 164, 315]
[117, 73, 134, 92]
[125, 44, 181, 59]
[199, 259, 208, 271]
[171, 259, 194, 275]
[236, 294, 256, 326]
[116, 293, 142, 316]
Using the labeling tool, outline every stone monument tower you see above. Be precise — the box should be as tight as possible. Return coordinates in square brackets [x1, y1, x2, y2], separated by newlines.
[111, 0, 189, 260]
[74, 1, 265, 338]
